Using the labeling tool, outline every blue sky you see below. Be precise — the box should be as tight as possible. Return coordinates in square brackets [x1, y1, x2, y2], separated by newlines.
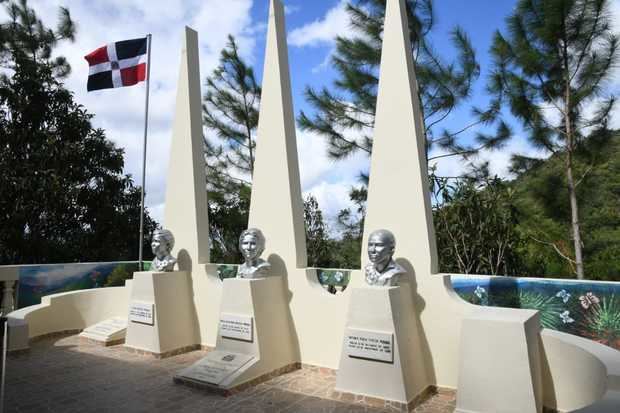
[11, 0, 620, 229]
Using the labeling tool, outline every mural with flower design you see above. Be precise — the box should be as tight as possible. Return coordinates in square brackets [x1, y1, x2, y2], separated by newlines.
[452, 276, 620, 351]
[16, 261, 143, 308]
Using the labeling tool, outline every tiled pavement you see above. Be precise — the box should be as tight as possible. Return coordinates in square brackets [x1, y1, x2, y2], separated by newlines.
[4, 335, 456, 413]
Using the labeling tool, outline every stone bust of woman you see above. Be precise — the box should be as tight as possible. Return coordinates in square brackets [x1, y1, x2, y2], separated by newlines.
[151, 229, 177, 272]
[237, 228, 271, 279]
[365, 229, 405, 286]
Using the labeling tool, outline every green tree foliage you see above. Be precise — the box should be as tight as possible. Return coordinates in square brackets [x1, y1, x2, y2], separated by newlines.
[511, 130, 620, 281]
[304, 194, 332, 267]
[0, 0, 157, 264]
[203, 34, 260, 193]
[208, 186, 251, 264]
[104, 263, 133, 287]
[488, 0, 618, 278]
[298, 0, 507, 257]
[298, 0, 506, 163]
[202, 35, 259, 262]
[434, 178, 526, 276]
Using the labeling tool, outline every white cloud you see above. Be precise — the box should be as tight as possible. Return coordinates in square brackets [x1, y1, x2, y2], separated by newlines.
[297, 128, 369, 229]
[303, 181, 352, 232]
[14, 0, 259, 226]
[288, 0, 350, 47]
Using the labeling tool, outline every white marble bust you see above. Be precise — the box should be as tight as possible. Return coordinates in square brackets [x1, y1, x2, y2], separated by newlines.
[151, 229, 177, 272]
[364, 229, 405, 286]
[237, 228, 271, 279]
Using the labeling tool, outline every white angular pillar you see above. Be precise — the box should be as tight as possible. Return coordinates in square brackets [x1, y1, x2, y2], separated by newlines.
[164, 27, 210, 268]
[362, 0, 438, 274]
[456, 308, 543, 413]
[248, 0, 307, 271]
[359, 0, 471, 392]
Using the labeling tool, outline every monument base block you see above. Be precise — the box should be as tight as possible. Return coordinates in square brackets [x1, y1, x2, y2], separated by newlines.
[174, 276, 298, 393]
[336, 283, 427, 409]
[456, 307, 542, 413]
[124, 271, 198, 357]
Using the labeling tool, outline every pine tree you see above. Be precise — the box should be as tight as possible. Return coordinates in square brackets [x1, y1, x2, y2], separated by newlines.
[203, 35, 261, 193]
[488, 0, 618, 279]
[202, 35, 261, 262]
[0, 0, 158, 264]
[298, 0, 504, 166]
[304, 194, 333, 268]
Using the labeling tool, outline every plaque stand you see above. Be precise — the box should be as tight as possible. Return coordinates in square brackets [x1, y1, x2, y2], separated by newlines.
[124, 271, 199, 357]
[175, 277, 299, 392]
[335, 283, 428, 409]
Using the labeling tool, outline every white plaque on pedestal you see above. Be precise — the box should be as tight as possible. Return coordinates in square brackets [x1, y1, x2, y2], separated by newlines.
[219, 313, 253, 342]
[345, 328, 394, 363]
[129, 301, 154, 325]
[177, 351, 255, 385]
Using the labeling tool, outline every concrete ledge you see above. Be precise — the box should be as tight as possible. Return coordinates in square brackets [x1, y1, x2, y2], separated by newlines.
[7, 284, 132, 351]
[541, 329, 619, 412]
[124, 343, 201, 359]
[79, 337, 125, 347]
[332, 385, 439, 412]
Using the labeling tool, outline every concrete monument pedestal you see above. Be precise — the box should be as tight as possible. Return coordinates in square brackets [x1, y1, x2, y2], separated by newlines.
[456, 308, 542, 413]
[335, 283, 428, 410]
[124, 271, 198, 357]
[175, 276, 298, 393]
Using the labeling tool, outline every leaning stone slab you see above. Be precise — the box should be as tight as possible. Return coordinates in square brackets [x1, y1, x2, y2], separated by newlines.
[79, 316, 127, 346]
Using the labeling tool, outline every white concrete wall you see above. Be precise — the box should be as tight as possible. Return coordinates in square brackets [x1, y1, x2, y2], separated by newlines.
[541, 329, 615, 412]
[8, 283, 131, 347]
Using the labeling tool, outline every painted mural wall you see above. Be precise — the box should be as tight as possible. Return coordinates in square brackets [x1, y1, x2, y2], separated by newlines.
[451, 275, 620, 351]
[15, 261, 147, 308]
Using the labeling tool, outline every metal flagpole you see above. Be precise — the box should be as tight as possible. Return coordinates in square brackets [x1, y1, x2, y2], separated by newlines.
[138, 34, 152, 271]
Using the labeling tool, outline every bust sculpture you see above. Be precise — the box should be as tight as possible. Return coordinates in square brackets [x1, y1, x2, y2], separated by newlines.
[364, 229, 405, 286]
[151, 229, 177, 272]
[237, 228, 271, 278]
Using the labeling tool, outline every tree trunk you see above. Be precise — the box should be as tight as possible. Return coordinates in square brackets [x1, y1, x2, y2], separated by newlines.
[565, 156, 584, 279]
[564, 57, 585, 280]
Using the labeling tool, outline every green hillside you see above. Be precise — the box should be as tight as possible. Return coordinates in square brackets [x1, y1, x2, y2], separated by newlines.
[512, 131, 620, 281]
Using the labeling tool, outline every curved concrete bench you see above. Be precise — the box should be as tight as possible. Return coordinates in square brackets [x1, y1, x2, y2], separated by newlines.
[7, 282, 131, 350]
[541, 329, 620, 412]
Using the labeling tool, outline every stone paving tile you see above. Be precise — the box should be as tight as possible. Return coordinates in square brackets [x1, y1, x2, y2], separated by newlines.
[5, 334, 455, 413]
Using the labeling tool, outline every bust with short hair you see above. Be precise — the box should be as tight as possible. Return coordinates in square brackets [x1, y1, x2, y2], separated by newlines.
[364, 229, 405, 286]
[237, 228, 271, 278]
[151, 229, 177, 272]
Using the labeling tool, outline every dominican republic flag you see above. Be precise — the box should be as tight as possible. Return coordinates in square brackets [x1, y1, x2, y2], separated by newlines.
[85, 37, 148, 91]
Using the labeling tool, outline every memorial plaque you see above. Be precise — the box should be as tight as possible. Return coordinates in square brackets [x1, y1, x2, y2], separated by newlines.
[219, 313, 253, 342]
[129, 301, 154, 325]
[177, 351, 255, 385]
[345, 328, 394, 363]
[80, 317, 127, 342]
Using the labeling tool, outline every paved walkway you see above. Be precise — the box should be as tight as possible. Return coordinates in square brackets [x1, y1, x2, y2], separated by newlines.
[5, 335, 456, 412]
